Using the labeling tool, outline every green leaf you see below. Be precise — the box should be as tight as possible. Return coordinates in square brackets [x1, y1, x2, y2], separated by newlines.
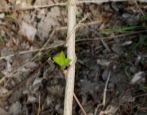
[53, 51, 71, 69]
[101, 26, 145, 35]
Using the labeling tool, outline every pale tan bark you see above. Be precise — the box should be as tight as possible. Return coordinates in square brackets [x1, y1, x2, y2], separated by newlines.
[63, 0, 76, 115]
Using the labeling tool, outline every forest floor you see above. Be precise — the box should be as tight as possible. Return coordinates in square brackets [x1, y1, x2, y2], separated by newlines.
[0, 0, 147, 115]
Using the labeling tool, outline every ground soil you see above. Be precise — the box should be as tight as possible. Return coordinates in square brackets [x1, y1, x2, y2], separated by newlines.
[0, 0, 147, 115]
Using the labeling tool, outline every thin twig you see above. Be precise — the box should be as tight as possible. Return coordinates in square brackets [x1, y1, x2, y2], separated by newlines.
[135, 93, 147, 98]
[0, 29, 147, 61]
[65, 13, 89, 45]
[54, 20, 100, 31]
[100, 39, 111, 52]
[102, 71, 111, 106]
[1, 0, 147, 12]
[79, 0, 147, 3]
[0, 18, 95, 61]
[37, 93, 41, 115]
[31, 30, 55, 60]
[76, 30, 147, 42]
[73, 93, 87, 115]
[0, 42, 64, 60]
[0, 41, 64, 85]
[1, 62, 45, 97]
[0, 29, 55, 85]
[134, 0, 145, 16]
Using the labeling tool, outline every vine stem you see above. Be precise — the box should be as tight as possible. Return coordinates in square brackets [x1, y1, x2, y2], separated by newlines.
[63, 0, 76, 114]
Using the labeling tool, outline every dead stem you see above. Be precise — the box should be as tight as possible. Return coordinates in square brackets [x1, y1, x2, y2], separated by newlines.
[37, 93, 41, 115]
[102, 71, 111, 106]
[1, 0, 147, 12]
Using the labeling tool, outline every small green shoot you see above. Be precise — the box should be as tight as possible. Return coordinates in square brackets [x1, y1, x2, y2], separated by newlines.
[76, 12, 82, 18]
[53, 51, 71, 69]
[43, 51, 51, 56]
[5, 14, 15, 19]
[53, 47, 59, 52]
[139, 15, 147, 22]
[138, 84, 147, 92]
[127, 36, 147, 61]
[101, 26, 144, 35]
[62, 0, 67, 2]
[0, 36, 3, 45]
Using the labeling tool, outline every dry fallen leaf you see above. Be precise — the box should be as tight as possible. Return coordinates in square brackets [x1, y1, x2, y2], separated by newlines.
[20, 21, 37, 42]
[99, 105, 118, 115]
[9, 101, 22, 115]
[0, 0, 8, 10]
[130, 71, 145, 84]
[27, 95, 37, 103]
[0, 107, 8, 115]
